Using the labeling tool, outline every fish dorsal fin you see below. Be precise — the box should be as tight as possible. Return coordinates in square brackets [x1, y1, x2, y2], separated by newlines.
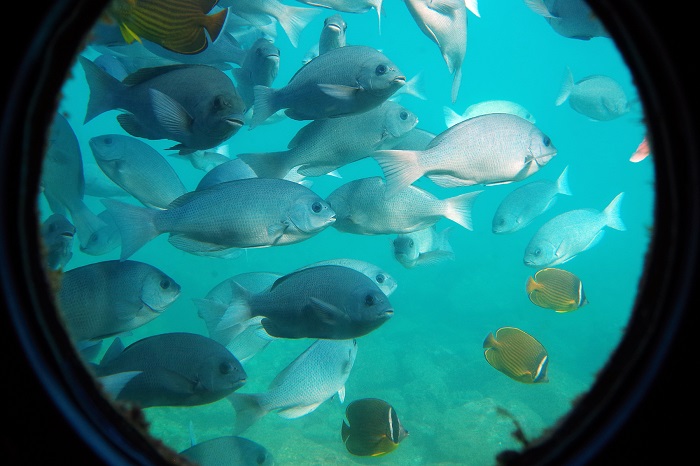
[268, 341, 316, 390]
[287, 120, 323, 149]
[269, 265, 336, 291]
[100, 337, 125, 365]
[122, 64, 199, 86]
[166, 181, 233, 209]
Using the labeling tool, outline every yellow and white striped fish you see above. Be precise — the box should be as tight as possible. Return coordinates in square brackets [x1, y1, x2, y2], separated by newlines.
[526, 268, 588, 313]
[483, 327, 549, 384]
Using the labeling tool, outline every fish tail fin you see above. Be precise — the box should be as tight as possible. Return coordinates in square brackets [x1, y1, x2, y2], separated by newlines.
[450, 66, 463, 103]
[194, 281, 253, 343]
[79, 56, 122, 124]
[376, 0, 385, 34]
[437, 226, 455, 253]
[250, 86, 277, 129]
[401, 71, 427, 100]
[556, 165, 573, 196]
[525, 276, 541, 294]
[603, 192, 626, 231]
[443, 105, 463, 128]
[203, 7, 228, 43]
[236, 151, 291, 179]
[372, 149, 425, 199]
[69, 201, 109, 250]
[443, 190, 483, 230]
[277, 5, 320, 48]
[101, 199, 160, 261]
[555, 66, 574, 106]
[228, 393, 267, 435]
[483, 332, 497, 349]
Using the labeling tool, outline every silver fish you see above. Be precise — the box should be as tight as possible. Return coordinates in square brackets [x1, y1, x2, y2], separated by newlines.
[493, 166, 572, 234]
[218, 0, 321, 48]
[40, 213, 75, 270]
[102, 178, 336, 260]
[327, 176, 482, 234]
[372, 113, 557, 199]
[393, 225, 454, 268]
[232, 38, 280, 108]
[94, 333, 246, 408]
[524, 192, 626, 267]
[79, 57, 246, 154]
[379, 127, 436, 150]
[555, 67, 631, 121]
[443, 100, 536, 128]
[295, 0, 384, 31]
[403, 0, 467, 102]
[83, 163, 130, 199]
[228, 338, 358, 434]
[89, 134, 187, 209]
[57, 260, 181, 342]
[217, 265, 394, 340]
[301, 13, 348, 64]
[239, 100, 418, 179]
[80, 210, 122, 256]
[524, 0, 610, 40]
[167, 150, 231, 173]
[41, 112, 108, 248]
[296, 258, 398, 296]
[250, 45, 406, 128]
[196, 158, 257, 191]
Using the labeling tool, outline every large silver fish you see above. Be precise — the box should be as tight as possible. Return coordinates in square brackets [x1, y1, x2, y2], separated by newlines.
[217, 0, 321, 48]
[89, 134, 187, 209]
[57, 260, 181, 342]
[228, 338, 358, 434]
[102, 178, 336, 260]
[94, 333, 246, 408]
[524, 0, 610, 40]
[327, 176, 482, 234]
[524, 192, 625, 267]
[372, 113, 557, 199]
[379, 127, 436, 150]
[195, 158, 257, 191]
[232, 37, 280, 109]
[249, 45, 406, 127]
[403, 0, 467, 102]
[393, 225, 454, 268]
[40, 213, 75, 270]
[302, 13, 348, 64]
[492, 166, 572, 234]
[41, 112, 108, 248]
[212, 265, 394, 340]
[239, 100, 418, 179]
[79, 57, 246, 154]
[555, 67, 631, 121]
[443, 100, 536, 128]
[295, 0, 384, 31]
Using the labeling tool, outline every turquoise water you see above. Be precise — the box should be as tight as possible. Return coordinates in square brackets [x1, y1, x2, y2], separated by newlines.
[44, 2, 654, 464]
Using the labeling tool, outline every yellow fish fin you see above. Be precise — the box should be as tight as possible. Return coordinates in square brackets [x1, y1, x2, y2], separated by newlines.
[119, 23, 142, 44]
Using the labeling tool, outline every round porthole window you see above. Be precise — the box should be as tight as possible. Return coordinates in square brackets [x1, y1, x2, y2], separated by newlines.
[1, 1, 696, 465]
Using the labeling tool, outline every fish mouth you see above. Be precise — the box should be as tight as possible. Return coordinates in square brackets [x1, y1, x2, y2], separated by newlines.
[383, 309, 395, 319]
[225, 117, 245, 127]
[523, 259, 536, 267]
[393, 76, 406, 85]
[327, 24, 342, 32]
[60, 231, 75, 238]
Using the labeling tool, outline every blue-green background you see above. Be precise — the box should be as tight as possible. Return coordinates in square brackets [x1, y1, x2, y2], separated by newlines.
[43, 1, 654, 464]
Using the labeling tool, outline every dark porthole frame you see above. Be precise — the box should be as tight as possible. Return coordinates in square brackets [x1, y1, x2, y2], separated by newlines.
[0, 1, 696, 465]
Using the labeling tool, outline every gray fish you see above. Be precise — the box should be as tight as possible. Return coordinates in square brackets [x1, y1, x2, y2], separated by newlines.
[168, 150, 231, 173]
[80, 210, 122, 256]
[213, 265, 394, 340]
[57, 260, 181, 342]
[524, 0, 611, 40]
[196, 271, 283, 346]
[83, 163, 130, 199]
[239, 100, 418, 179]
[327, 176, 482, 235]
[393, 225, 454, 268]
[218, 0, 321, 48]
[41, 112, 108, 248]
[40, 213, 75, 270]
[492, 166, 572, 234]
[296, 258, 398, 297]
[379, 127, 436, 150]
[94, 332, 246, 408]
[443, 100, 536, 128]
[555, 67, 631, 121]
[89, 134, 187, 209]
[403, 0, 467, 102]
[79, 57, 246, 154]
[228, 338, 357, 434]
[196, 158, 257, 191]
[180, 436, 274, 466]
[372, 113, 557, 199]
[524, 192, 625, 267]
[302, 13, 348, 64]
[295, 0, 383, 31]
[232, 38, 280, 109]
[102, 178, 336, 260]
[249, 45, 406, 128]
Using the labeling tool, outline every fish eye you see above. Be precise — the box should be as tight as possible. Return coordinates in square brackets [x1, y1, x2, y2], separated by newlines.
[409, 240, 414, 247]
[400, 111, 408, 120]
[534, 248, 542, 256]
[543, 135, 551, 146]
[365, 294, 375, 306]
[103, 136, 112, 144]
[311, 201, 322, 213]
[159, 279, 170, 289]
[375, 64, 387, 75]
[376, 273, 385, 283]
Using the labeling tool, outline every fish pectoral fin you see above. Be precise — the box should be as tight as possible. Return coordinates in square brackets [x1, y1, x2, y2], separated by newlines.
[317, 83, 361, 100]
[277, 402, 323, 419]
[156, 368, 198, 395]
[268, 221, 289, 243]
[584, 230, 605, 251]
[98, 371, 142, 398]
[149, 88, 194, 137]
[309, 297, 349, 325]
